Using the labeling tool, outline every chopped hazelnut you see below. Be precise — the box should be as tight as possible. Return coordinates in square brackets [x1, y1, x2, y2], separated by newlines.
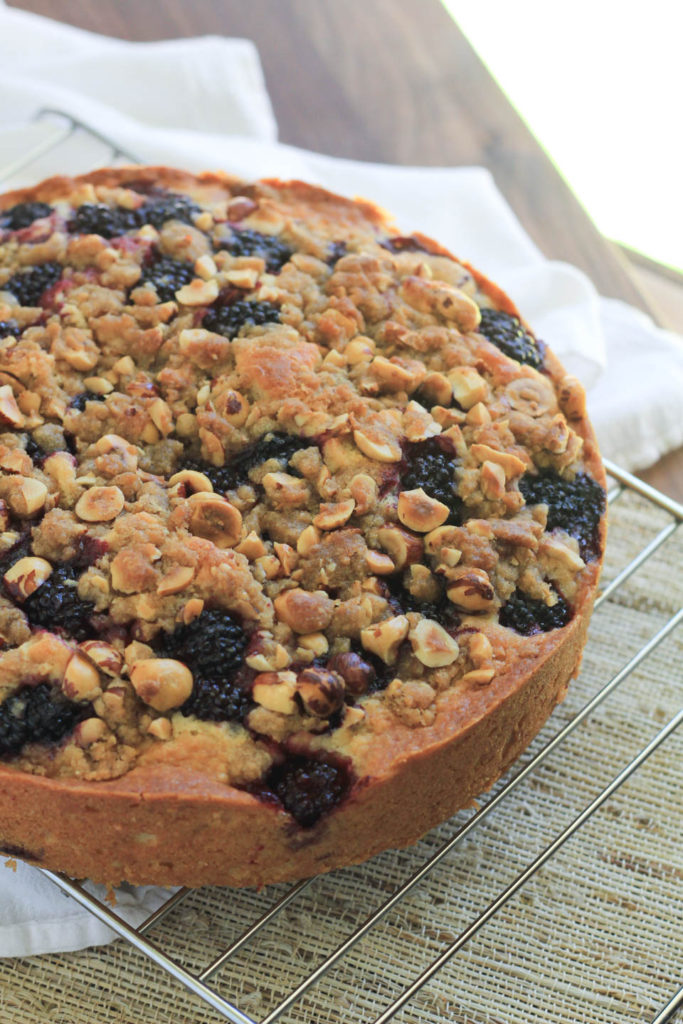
[187, 493, 242, 548]
[130, 658, 194, 712]
[6, 476, 48, 517]
[3, 556, 52, 599]
[448, 367, 488, 410]
[418, 371, 452, 407]
[345, 336, 375, 363]
[169, 468, 214, 493]
[366, 549, 396, 575]
[295, 667, 345, 718]
[235, 531, 268, 560]
[377, 524, 424, 570]
[460, 667, 496, 687]
[156, 565, 195, 596]
[558, 374, 587, 420]
[252, 671, 298, 715]
[74, 718, 109, 747]
[297, 632, 329, 657]
[398, 488, 450, 533]
[348, 473, 377, 515]
[409, 618, 459, 667]
[274, 588, 334, 633]
[147, 718, 172, 740]
[470, 443, 527, 479]
[82, 375, 114, 395]
[75, 485, 125, 522]
[480, 460, 507, 500]
[313, 498, 355, 530]
[297, 524, 322, 556]
[262, 472, 311, 508]
[468, 632, 493, 665]
[0, 385, 25, 428]
[353, 428, 402, 463]
[175, 277, 219, 305]
[62, 651, 102, 702]
[273, 542, 298, 574]
[446, 567, 496, 612]
[79, 640, 124, 677]
[360, 614, 409, 664]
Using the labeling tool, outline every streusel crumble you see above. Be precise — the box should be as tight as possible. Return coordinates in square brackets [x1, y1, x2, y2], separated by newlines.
[0, 169, 605, 886]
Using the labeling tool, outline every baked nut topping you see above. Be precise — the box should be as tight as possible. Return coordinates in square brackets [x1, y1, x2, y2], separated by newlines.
[0, 169, 605, 887]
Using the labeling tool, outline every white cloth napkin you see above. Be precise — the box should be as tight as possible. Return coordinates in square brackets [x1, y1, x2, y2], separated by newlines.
[0, 4, 681, 959]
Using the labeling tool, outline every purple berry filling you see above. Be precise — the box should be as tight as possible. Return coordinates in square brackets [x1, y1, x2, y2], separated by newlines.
[0, 682, 94, 758]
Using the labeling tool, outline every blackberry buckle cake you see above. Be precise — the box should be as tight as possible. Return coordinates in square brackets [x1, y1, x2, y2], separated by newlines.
[0, 168, 606, 887]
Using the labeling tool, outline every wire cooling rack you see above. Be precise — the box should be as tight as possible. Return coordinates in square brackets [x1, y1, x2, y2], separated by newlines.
[2, 109, 682, 1024]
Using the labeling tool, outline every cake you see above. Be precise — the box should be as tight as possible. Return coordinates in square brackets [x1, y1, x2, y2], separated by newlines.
[0, 168, 606, 887]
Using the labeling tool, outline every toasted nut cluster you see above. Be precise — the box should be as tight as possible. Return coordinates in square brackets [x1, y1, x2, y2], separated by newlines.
[361, 615, 409, 664]
[3, 556, 52, 599]
[295, 667, 345, 718]
[130, 658, 194, 712]
[274, 588, 334, 633]
[446, 567, 496, 612]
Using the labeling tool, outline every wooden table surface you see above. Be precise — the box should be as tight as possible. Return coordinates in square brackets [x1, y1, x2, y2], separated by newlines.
[8, 0, 683, 502]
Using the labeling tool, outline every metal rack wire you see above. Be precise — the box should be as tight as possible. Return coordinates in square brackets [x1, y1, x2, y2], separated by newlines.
[1, 110, 681, 1024]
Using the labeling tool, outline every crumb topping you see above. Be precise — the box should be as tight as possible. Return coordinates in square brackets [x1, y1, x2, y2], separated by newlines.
[0, 172, 604, 823]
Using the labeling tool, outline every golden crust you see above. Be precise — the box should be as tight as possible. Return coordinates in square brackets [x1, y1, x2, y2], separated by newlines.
[0, 167, 605, 886]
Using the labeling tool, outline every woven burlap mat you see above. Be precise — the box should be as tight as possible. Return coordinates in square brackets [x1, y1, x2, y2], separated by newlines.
[0, 485, 681, 1024]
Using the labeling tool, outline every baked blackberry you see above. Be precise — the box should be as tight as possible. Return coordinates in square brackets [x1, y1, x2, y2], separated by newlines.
[519, 469, 605, 560]
[477, 308, 542, 369]
[182, 432, 310, 493]
[68, 202, 139, 239]
[22, 565, 96, 641]
[136, 193, 199, 229]
[267, 755, 352, 827]
[385, 574, 460, 632]
[69, 390, 107, 413]
[202, 298, 280, 339]
[5, 262, 63, 307]
[157, 609, 247, 678]
[156, 609, 252, 722]
[180, 675, 253, 723]
[221, 228, 292, 273]
[401, 437, 463, 524]
[499, 589, 571, 635]
[0, 683, 93, 758]
[327, 240, 347, 265]
[0, 319, 21, 338]
[139, 255, 194, 302]
[0, 202, 52, 231]
[23, 436, 46, 464]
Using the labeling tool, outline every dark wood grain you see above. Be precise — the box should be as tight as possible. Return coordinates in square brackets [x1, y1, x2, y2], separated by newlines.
[8, 0, 682, 501]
